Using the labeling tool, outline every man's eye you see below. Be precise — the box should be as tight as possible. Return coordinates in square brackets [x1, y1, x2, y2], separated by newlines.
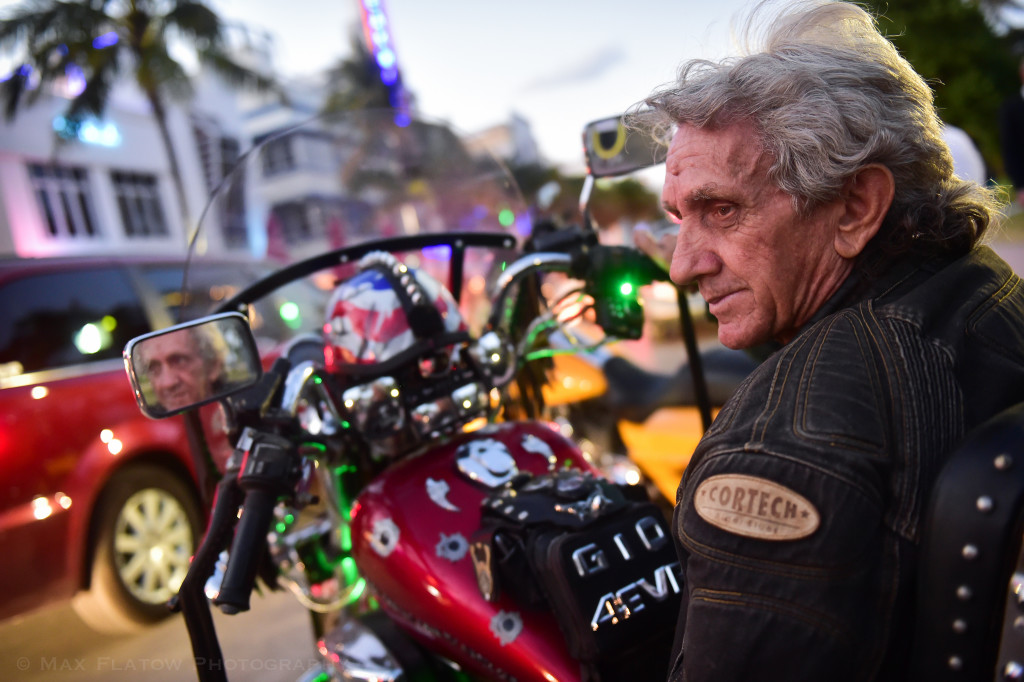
[710, 204, 737, 222]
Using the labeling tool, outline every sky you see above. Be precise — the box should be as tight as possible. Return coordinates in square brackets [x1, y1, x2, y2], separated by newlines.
[209, 0, 749, 172]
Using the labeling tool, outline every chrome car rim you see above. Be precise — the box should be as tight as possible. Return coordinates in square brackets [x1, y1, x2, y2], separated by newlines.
[113, 488, 194, 604]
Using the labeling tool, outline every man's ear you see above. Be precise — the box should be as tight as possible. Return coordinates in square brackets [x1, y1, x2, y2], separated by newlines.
[834, 164, 894, 259]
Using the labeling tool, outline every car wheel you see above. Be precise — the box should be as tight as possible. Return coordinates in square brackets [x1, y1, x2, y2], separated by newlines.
[71, 464, 202, 634]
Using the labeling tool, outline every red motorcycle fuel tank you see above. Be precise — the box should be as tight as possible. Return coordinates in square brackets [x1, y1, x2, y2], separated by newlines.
[350, 420, 598, 681]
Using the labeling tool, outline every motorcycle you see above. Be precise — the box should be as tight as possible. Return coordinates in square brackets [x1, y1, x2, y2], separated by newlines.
[122, 110, 698, 681]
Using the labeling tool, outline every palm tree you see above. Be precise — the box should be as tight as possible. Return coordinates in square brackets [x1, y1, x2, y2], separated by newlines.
[0, 0, 279, 232]
[321, 29, 403, 114]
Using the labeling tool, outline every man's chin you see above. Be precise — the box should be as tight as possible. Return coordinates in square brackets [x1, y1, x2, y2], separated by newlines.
[160, 395, 194, 412]
[716, 323, 767, 351]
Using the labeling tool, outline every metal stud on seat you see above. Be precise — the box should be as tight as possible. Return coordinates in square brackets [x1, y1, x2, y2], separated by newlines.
[978, 496, 995, 513]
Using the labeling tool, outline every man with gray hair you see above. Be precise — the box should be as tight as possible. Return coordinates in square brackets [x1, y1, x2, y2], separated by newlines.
[635, 1, 1024, 678]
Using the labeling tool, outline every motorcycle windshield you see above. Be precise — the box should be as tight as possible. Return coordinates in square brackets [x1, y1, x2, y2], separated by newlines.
[180, 109, 530, 344]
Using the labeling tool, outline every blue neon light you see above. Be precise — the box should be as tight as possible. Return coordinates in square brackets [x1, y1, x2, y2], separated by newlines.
[52, 115, 122, 147]
[92, 32, 118, 49]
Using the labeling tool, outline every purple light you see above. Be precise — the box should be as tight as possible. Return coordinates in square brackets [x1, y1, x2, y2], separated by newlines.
[380, 67, 398, 85]
[92, 32, 118, 49]
[64, 63, 86, 97]
[421, 245, 451, 261]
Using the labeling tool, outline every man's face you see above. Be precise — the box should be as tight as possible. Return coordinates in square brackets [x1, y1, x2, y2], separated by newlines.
[142, 330, 215, 412]
[661, 122, 852, 349]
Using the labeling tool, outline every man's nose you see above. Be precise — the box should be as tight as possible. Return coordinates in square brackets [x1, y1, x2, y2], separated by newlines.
[669, 224, 719, 285]
[154, 371, 177, 387]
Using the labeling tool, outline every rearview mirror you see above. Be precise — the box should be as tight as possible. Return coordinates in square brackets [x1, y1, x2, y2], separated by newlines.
[582, 115, 667, 178]
[124, 312, 262, 419]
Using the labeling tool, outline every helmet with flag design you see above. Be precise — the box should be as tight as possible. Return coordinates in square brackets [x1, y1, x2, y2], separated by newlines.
[323, 251, 488, 458]
[324, 251, 467, 375]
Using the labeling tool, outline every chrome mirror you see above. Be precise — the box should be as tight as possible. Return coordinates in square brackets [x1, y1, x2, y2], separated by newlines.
[582, 114, 667, 178]
[124, 312, 262, 419]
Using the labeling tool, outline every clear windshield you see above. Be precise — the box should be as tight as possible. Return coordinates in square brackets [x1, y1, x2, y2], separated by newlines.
[182, 109, 529, 343]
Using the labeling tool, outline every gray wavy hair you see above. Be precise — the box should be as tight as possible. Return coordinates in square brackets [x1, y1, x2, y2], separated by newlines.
[633, 0, 1002, 264]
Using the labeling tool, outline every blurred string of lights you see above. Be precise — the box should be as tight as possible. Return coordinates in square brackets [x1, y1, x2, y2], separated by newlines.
[358, 0, 408, 122]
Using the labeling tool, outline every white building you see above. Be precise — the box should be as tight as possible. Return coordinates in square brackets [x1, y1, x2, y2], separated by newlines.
[0, 28, 269, 260]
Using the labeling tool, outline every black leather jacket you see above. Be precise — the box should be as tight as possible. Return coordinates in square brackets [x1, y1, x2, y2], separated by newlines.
[668, 246, 1024, 681]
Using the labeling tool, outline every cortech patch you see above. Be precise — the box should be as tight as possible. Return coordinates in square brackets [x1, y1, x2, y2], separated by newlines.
[693, 474, 820, 541]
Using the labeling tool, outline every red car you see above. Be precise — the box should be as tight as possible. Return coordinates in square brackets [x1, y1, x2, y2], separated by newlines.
[0, 255, 325, 632]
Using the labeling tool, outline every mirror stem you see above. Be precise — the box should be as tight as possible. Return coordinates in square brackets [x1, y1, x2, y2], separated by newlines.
[579, 174, 594, 217]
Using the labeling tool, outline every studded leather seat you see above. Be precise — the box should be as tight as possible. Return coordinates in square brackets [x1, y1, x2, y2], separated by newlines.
[911, 402, 1024, 680]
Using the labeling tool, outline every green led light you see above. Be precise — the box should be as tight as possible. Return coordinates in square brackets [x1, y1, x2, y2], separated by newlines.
[619, 282, 634, 296]
[348, 578, 366, 602]
[498, 209, 515, 227]
[279, 301, 300, 321]
[342, 556, 359, 583]
[275, 522, 287, 534]
[279, 301, 302, 330]
[285, 513, 295, 524]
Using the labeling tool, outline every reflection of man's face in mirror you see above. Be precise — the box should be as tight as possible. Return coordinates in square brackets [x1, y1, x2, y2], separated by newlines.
[140, 328, 223, 412]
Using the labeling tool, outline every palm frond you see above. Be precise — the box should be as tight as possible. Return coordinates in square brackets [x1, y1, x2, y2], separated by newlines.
[198, 47, 283, 98]
[137, 41, 192, 100]
[1, 66, 30, 120]
[162, 1, 223, 44]
[0, 2, 112, 53]
[67, 56, 116, 119]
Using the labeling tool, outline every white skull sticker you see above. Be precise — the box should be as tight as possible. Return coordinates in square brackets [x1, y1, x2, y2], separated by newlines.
[456, 438, 518, 488]
[436, 533, 469, 562]
[370, 518, 400, 557]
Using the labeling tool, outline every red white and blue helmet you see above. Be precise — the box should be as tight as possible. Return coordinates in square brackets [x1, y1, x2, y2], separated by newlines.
[323, 251, 467, 376]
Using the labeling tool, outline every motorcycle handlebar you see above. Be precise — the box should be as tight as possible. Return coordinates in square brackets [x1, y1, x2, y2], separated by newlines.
[212, 434, 296, 615]
[488, 243, 667, 339]
[213, 487, 276, 614]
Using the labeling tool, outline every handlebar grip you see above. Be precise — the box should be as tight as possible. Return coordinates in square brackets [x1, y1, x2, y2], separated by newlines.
[213, 487, 276, 614]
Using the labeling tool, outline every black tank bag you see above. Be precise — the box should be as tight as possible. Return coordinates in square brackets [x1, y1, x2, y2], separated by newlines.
[471, 470, 680, 681]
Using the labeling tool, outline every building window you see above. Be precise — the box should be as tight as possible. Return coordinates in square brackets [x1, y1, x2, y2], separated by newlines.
[111, 171, 168, 237]
[27, 163, 98, 239]
[262, 137, 295, 176]
[192, 117, 247, 249]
